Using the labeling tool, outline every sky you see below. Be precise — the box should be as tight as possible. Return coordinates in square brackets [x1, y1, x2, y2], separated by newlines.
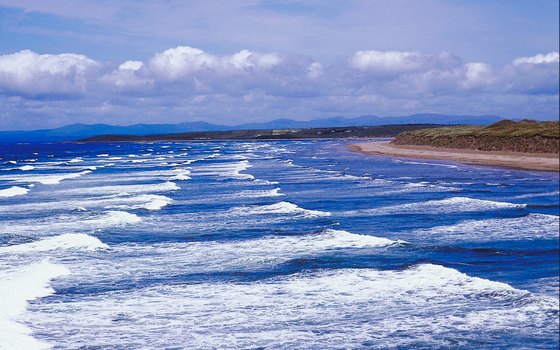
[0, 0, 558, 130]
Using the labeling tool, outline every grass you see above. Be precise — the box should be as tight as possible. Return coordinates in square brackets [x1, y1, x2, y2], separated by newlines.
[399, 120, 559, 139]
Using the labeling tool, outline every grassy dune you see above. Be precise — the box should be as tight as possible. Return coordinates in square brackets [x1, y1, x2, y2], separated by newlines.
[392, 120, 560, 154]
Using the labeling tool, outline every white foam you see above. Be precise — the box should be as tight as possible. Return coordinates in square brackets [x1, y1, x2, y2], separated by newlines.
[200, 229, 402, 266]
[13, 170, 93, 185]
[414, 213, 560, 242]
[395, 159, 460, 169]
[0, 186, 29, 197]
[0, 234, 108, 253]
[67, 158, 83, 163]
[169, 173, 191, 181]
[192, 160, 255, 180]
[83, 210, 143, 226]
[235, 188, 284, 198]
[512, 190, 560, 199]
[58, 181, 180, 196]
[0, 260, 69, 350]
[404, 181, 461, 192]
[109, 195, 173, 211]
[197, 229, 401, 266]
[19, 165, 34, 171]
[141, 196, 172, 210]
[227, 160, 255, 180]
[96, 154, 109, 157]
[252, 179, 280, 186]
[306, 229, 405, 249]
[0, 194, 171, 215]
[25, 264, 558, 349]
[29, 229, 403, 294]
[231, 201, 331, 218]
[168, 169, 191, 181]
[0, 211, 141, 236]
[343, 197, 526, 216]
[372, 181, 461, 195]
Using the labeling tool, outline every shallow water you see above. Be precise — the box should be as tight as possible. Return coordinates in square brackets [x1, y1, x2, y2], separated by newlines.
[0, 139, 558, 349]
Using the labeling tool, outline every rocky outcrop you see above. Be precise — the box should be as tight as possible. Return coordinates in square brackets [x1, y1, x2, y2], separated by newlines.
[392, 120, 560, 154]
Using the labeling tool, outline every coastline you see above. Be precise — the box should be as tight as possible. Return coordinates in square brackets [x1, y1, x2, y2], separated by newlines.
[349, 141, 560, 172]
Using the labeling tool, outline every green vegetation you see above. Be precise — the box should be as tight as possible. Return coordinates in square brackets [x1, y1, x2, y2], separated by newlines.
[393, 120, 560, 153]
[79, 124, 445, 142]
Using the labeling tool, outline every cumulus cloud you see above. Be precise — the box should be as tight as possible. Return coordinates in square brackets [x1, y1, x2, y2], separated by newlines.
[462, 62, 494, 89]
[350, 50, 459, 76]
[101, 60, 153, 90]
[513, 52, 559, 65]
[149, 46, 217, 80]
[352, 50, 424, 73]
[0, 46, 558, 130]
[503, 52, 559, 94]
[148, 46, 283, 81]
[0, 49, 98, 96]
[119, 60, 144, 70]
[225, 50, 282, 71]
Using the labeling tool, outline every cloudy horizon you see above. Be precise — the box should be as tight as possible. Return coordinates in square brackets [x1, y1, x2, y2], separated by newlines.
[0, 0, 558, 130]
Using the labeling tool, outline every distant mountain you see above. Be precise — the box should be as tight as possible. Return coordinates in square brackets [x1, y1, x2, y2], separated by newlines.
[0, 121, 226, 143]
[0, 114, 508, 142]
[235, 114, 506, 130]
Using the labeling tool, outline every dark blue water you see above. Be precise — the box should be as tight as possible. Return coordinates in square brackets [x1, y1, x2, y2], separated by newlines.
[1, 140, 558, 349]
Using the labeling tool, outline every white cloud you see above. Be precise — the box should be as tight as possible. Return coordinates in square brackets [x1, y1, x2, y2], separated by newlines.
[148, 46, 283, 81]
[149, 46, 217, 80]
[119, 60, 143, 71]
[462, 62, 494, 89]
[503, 52, 560, 94]
[0, 49, 98, 95]
[351, 50, 437, 75]
[101, 60, 153, 90]
[0, 47, 558, 130]
[225, 50, 282, 71]
[307, 62, 323, 79]
[513, 52, 559, 65]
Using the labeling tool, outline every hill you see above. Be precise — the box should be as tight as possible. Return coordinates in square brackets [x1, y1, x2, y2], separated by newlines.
[392, 120, 560, 153]
[79, 124, 446, 142]
[0, 114, 505, 142]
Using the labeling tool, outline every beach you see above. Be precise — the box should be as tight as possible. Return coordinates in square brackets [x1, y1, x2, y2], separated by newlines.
[350, 141, 560, 171]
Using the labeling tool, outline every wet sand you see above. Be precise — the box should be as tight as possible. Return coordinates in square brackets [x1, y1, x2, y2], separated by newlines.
[349, 141, 559, 172]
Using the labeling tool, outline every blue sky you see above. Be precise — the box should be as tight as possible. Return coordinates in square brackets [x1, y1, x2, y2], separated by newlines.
[0, 0, 558, 130]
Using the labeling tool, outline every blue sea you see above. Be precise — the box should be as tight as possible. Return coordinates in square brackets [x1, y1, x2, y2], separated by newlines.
[0, 139, 558, 349]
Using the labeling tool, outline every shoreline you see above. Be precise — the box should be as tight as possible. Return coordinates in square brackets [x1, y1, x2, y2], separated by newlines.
[349, 141, 560, 172]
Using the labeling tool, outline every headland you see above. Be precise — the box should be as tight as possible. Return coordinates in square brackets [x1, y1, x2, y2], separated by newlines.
[351, 120, 560, 171]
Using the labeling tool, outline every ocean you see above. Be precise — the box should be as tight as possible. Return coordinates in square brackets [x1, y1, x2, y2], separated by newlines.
[0, 139, 558, 349]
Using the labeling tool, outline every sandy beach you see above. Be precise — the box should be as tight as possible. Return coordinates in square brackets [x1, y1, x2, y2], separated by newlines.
[350, 141, 560, 172]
